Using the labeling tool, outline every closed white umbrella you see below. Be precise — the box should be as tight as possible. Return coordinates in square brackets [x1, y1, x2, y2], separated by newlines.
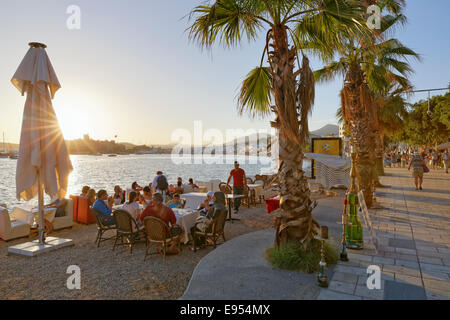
[12, 42, 73, 244]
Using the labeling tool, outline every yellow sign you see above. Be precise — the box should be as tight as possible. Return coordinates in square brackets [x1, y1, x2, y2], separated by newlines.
[311, 138, 342, 178]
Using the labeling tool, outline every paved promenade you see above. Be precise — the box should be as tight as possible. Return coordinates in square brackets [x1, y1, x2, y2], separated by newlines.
[318, 167, 450, 300]
[182, 167, 450, 300]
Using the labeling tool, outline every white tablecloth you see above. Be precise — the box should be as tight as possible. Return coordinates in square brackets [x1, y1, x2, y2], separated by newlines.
[11, 206, 57, 225]
[180, 193, 208, 210]
[247, 183, 264, 201]
[173, 208, 199, 244]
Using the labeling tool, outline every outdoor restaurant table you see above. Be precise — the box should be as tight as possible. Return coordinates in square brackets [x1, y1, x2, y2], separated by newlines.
[247, 183, 264, 204]
[113, 203, 146, 211]
[265, 195, 280, 213]
[180, 192, 208, 210]
[12, 205, 57, 226]
[172, 208, 200, 244]
[225, 194, 245, 222]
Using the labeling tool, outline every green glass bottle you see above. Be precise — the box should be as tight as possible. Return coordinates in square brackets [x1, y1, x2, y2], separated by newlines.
[345, 192, 363, 249]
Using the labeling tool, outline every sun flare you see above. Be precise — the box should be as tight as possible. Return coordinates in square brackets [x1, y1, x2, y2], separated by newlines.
[52, 93, 99, 140]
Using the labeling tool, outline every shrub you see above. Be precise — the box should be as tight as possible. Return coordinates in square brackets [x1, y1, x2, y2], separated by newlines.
[266, 239, 338, 273]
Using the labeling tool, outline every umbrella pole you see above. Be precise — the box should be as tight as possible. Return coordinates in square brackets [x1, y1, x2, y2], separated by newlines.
[37, 169, 45, 245]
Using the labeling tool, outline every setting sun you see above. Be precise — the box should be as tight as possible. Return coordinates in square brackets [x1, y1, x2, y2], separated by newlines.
[53, 93, 99, 140]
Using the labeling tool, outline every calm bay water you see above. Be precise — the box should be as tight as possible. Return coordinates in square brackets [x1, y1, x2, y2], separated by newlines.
[0, 154, 286, 208]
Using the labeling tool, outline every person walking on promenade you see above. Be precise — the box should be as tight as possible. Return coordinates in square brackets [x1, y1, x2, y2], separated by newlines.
[401, 152, 407, 168]
[408, 152, 426, 191]
[431, 150, 439, 170]
[227, 161, 247, 214]
[443, 150, 449, 174]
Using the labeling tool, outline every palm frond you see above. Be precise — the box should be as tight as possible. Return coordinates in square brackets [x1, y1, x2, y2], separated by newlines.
[293, 0, 368, 61]
[314, 58, 348, 83]
[188, 0, 265, 49]
[238, 66, 273, 118]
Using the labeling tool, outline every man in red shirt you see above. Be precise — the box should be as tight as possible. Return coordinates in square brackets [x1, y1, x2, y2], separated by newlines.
[140, 192, 181, 254]
[227, 161, 247, 213]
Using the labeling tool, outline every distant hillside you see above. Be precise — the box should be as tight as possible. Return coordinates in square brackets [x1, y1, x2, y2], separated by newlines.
[310, 124, 339, 137]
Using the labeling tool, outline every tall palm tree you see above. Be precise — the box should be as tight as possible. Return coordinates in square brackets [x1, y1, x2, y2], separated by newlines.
[374, 83, 411, 176]
[314, 3, 419, 207]
[188, 0, 366, 245]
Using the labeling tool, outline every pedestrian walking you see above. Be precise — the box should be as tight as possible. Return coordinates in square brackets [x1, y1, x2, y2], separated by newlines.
[408, 152, 426, 191]
[443, 150, 449, 174]
[226, 161, 247, 214]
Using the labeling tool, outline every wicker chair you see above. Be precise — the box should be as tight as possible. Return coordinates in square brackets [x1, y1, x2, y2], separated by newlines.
[112, 209, 145, 254]
[192, 208, 227, 252]
[219, 182, 232, 194]
[143, 217, 182, 261]
[92, 208, 117, 247]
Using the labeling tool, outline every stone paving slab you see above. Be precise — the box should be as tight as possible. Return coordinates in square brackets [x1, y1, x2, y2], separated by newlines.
[318, 168, 450, 300]
[384, 280, 427, 300]
[181, 168, 449, 300]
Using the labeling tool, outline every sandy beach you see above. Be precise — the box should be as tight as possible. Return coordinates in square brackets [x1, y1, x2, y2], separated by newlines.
[0, 188, 333, 300]
[0, 204, 274, 299]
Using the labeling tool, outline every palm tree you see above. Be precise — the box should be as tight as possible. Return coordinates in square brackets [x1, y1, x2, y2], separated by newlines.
[188, 0, 366, 245]
[374, 81, 411, 177]
[314, 3, 419, 207]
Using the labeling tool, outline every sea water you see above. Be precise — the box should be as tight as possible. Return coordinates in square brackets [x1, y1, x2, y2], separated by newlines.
[0, 154, 310, 208]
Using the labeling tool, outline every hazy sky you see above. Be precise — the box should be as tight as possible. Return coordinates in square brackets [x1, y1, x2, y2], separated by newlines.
[0, 0, 449, 145]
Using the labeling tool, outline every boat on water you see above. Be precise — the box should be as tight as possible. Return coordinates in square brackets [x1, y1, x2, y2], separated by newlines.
[108, 154, 117, 157]
[8, 152, 18, 159]
[1, 132, 9, 158]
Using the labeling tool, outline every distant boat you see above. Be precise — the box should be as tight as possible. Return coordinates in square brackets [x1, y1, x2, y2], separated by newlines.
[1, 132, 9, 157]
[8, 152, 18, 159]
[108, 154, 117, 157]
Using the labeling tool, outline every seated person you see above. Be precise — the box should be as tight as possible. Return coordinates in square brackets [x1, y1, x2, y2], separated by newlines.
[45, 197, 68, 218]
[93, 190, 115, 226]
[80, 185, 90, 197]
[131, 181, 143, 193]
[167, 193, 183, 209]
[188, 178, 199, 191]
[190, 191, 226, 249]
[174, 180, 184, 194]
[86, 188, 96, 206]
[140, 193, 182, 254]
[113, 185, 125, 205]
[198, 191, 214, 215]
[122, 191, 142, 229]
[43, 197, 68, 234]
[142, 186, 153, 205]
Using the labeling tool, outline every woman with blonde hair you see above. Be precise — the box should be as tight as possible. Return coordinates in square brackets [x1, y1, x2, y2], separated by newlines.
[87, 188, 96, 206]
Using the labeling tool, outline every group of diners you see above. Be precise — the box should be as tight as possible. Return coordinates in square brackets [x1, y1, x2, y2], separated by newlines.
[40, 162, 246, 252]
[82, 170, 228, 254]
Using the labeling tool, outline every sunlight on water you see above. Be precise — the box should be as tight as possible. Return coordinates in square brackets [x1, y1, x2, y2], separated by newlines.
[0, 154, 310, 208]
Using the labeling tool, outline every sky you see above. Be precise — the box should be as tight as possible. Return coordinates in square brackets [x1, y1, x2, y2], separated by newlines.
[0, 0, 449, 145]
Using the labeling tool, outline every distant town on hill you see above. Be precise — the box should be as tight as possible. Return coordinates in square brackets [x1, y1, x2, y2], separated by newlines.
[2, 124, 340, 155]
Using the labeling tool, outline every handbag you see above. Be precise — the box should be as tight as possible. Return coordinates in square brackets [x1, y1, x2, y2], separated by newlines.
[423, 164, 430, 173]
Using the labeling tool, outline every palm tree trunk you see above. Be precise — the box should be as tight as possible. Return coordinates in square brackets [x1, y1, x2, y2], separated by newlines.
[269, 25, 318, 245]
[375, 131, 385, 177]
[341, 63, 377, 208]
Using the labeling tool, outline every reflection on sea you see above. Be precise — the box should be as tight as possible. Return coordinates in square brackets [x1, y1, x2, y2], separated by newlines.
[0, 154, 310, 208]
